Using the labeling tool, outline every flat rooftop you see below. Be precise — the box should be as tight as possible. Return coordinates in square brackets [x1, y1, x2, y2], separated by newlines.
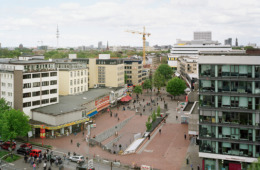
[198, 55, 260, 65]
[33, 87, 121, 115]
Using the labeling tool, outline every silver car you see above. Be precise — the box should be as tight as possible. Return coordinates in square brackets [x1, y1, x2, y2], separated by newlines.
[69, 156, 85, 163]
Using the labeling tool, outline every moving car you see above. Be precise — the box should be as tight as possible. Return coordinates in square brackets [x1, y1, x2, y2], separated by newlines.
[69, 156, 85, 163]
[50, 155, 63, 164]
[20, 143, 32, 149]
[29, 149, 42, 157]
[17, 147, 31, 155]
[1, 141, 16, 150]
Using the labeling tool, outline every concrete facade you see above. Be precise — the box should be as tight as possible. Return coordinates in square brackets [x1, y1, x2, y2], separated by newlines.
[124, 60, 143, 86]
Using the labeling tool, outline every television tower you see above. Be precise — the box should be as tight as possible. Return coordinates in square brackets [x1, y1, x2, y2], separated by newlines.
[56, 25, 60, 48]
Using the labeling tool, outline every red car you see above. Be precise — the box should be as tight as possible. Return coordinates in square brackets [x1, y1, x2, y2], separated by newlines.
[1, 141, 16, 150]
[20, 143, 32, 149]
[29, 149, 42, 157]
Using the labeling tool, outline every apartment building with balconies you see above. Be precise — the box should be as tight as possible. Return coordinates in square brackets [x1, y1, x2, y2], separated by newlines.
[198, 55, 260, 170]
[0, 59, 59, 118]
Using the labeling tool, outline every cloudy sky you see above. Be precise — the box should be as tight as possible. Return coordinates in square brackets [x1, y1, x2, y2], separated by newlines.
[0, 0, 260, 48]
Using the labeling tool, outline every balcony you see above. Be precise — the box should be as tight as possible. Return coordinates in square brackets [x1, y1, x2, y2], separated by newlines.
[199, 91, 260, 97]
[200, 106, 256, 113]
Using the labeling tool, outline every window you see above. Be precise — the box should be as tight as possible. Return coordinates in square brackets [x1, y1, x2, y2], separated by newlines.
[1, 82, 5, 86]
[42, 90, 49, 95]
[77, 71, 80, 76]
[23, 93, 31, 98]
[23, 74, 31, 79]
[32, 74, 40, 78]
[50, 72, 57, 76]
[77, 79, 80, 84]
[8, 83, 12, 88]
[41, 99, 49, 104]
[23, 102, 31, 108]
[32, 91, 40, 96]
[50, 89, 57, 94]
[50, 80, 57, 85]
[81, 86, 83, 91]
[74, 87, 76, 93]
[42, 81, 49, 86]
[81, 71, 83, 76]
[41, 73, 49, 77]
[70, 80, 73, 86]
[84, 77, 86, 83]
[84, 70, 86, 75]
[81, 78, 83, 84]
[23, 83, 31, 89]
[74, 79, 76, 85]
[50, 97, 57, 103]
[70, 88, 73, 94]
[33, 82, 41, 87]
[32, 100, 41, 106]
[1, 91, 6, 95]
[74, 71, 76, 77]
[70, 72, 73, 77]
[77, 87, 80, 92]
[8, 92, 12, 97]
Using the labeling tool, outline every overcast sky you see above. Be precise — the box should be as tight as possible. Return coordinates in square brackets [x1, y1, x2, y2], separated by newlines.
[0, 0, 260, 48]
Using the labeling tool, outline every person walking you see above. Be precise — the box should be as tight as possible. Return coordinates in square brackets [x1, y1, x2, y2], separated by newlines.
[176, 115, 178, 120]
[71, 139, 73, 144]
[43, 161, 47, 170]
[159, 129, 161, 134]
[184, 133, 187, 140]
[33, 162, 36, 170]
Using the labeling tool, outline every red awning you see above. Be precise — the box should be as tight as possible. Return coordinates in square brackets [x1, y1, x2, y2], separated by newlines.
[121, 96, 130, 102]
[126, 95, 132, 100]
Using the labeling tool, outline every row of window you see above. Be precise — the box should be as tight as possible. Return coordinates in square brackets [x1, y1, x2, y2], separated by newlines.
[23, 72, 57, 79]
[70, 70, 87, 77]
[1, 91, 12, 97]
[1, 83, 12, 88]
[0, 73, 13, 79]
[70, 78, 87, 86]
[23, 89, 57, 98]
[23, 97, 57, 107]
[70, 86, 87, 94]
[23, 80, 57, 88]
[24, 64, 55, 71]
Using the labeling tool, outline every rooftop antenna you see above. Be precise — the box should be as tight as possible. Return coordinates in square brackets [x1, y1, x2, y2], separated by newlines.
[56, 24, 60, 48]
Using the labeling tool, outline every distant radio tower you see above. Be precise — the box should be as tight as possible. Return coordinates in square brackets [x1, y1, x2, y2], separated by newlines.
[56, 25, 60, 48]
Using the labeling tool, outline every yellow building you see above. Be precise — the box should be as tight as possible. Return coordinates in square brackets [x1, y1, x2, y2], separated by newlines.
[124, 59, 144, 86]
[56, 62, 88, 95]
[72, 57, 125, 88]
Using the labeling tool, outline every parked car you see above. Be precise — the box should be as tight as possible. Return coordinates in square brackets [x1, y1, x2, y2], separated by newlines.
[29, 149, 42, 157]
[69, 156, 85, 163]
[17, 147, 31, 155]
[20, 143, 32, 149]
[50, 155, 63, 164]
[1, 141, 16, 150]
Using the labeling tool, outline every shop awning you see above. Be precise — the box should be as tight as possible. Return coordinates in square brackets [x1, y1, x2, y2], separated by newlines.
[121, 96, 130, 102]
[88, 110, 98, 117]
[97, 103, 110, 112]
[126, 95, 132, 100]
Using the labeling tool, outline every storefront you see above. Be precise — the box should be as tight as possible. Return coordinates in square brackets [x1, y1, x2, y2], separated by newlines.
[95, 95, 110, 112]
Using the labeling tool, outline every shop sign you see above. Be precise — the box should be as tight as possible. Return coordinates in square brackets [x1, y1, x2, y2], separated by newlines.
[95, 96, 109, 106]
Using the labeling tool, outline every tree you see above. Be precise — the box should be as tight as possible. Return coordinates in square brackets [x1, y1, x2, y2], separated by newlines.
[248, 157, 260, 170]
[152, 71, 165, 92]
[166, 77, 186, 99]
[146, 116, 152, 131]
[124, 73, 128, 84]
[0, 109, 31, 154]
[143, 79, 152, 93]
[133, 85, 142, 98]
[157, 64, 173, 81]
[152, 110, 156, 122]
[0, 98, 11, 115]
[157, 106, 161, 117]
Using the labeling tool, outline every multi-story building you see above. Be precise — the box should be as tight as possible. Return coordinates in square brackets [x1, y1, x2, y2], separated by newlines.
[198, 55, 260, 170]
[123, 59, 144, 86]
[0, 59, 59, 118]
[194, 31, 212, 41]
[72, 56, 124, 88]
[224, 38, 232, 46]
[55, 61, 88, 95]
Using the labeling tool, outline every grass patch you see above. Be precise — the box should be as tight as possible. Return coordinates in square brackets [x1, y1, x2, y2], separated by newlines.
[0, 151, 21, 162]
[0, 150, 9, 158]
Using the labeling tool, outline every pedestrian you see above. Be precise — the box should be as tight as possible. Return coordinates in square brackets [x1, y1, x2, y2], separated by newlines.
[83, 131, 84, 136]
[184, 134, 186, 140]
[140, 113, 142, 117]
[176, 115, 178, 120]
[148, 134, 150, 140]
[63, 154, 66, 160]
[71, 139, 73, 144]
[159, 129, 161, 134]
[48, 167, 52, 170]
[43, 161, 47, 170]
[110, 112, 112, 117]
[33, 162, 36, 170]
[118, 117, 120, 121]
[157, 102, 158, 106]
[143, 108, 145, 112]
[143, 99, 145, 102]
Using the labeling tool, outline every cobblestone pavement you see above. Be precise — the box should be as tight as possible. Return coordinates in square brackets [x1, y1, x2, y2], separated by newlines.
[29, 88, 201, 170]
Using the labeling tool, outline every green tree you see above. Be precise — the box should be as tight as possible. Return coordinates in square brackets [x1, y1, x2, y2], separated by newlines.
[0, 109, 31, 154]
[248, 157, 260, 170]
[133, 85, 142, 98]
[143, 79, 152, 93]
[157, 106, 161, 117]
[124, 73, 128, 84]
[157, 64, 173, 80]
[166, 77, 186, 99]
[146, 116, 152, 131]
[152, 71, 165, 92]
[152, 110, 156, 122]
[0, 98, 11, 115]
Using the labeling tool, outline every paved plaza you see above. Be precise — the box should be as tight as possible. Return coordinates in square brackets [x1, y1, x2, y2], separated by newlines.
[29, 88, 201, 170]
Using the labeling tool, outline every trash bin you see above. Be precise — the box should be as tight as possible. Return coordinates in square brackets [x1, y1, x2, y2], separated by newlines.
[186, 158, 189, 165]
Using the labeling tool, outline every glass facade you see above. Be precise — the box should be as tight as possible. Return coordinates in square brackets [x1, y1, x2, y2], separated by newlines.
[199, 64, 260, 169]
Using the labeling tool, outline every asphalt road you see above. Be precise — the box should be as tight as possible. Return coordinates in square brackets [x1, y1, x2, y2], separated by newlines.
[0, 142, 126, 170]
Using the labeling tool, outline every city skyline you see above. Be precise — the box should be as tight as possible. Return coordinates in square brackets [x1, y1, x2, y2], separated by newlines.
[0, 0, 260, 47]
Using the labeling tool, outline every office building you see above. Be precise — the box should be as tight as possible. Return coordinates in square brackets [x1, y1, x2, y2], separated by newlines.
[194, 31, 212, 41]
[124, 59, 144, 86]
[55, 61, 88, 95]
[224, 38, 232, 46]
[0, 59, 59, 118]
[98, 41, 102, 49]
[198, 55, 260, 170]
[72, 55, 124, 88]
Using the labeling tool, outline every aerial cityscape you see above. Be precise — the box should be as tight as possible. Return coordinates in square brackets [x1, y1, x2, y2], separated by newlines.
[0, 0, 260, 170]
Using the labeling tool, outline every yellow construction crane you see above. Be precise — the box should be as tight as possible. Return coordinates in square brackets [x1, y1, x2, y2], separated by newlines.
[126, 26, 151, 65]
